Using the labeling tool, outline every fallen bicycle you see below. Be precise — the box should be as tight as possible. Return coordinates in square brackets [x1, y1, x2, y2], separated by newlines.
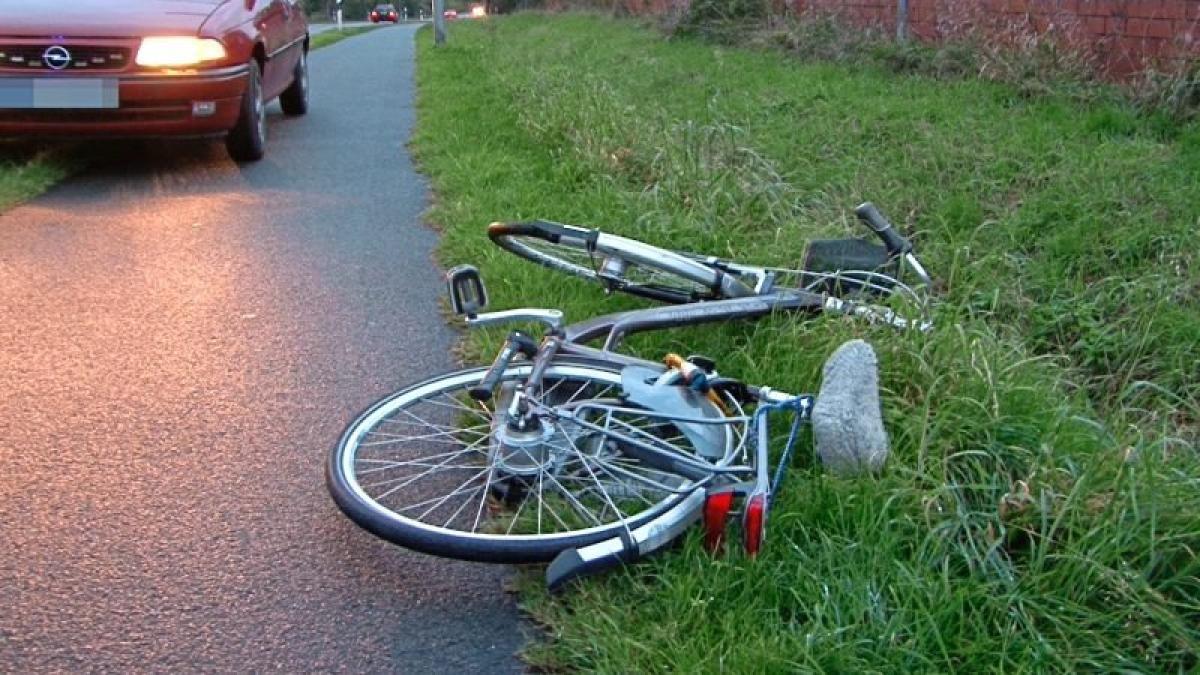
[326, 203, 933, 590]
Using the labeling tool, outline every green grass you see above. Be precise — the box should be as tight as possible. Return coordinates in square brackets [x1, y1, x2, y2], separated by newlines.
[412, 14, 1200, 672]
[309, 24, 381, 50]
[0, 145, 70, 213]
[0, 26, 380, 215]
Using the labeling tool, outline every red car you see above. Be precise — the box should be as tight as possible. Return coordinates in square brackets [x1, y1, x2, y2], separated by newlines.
[370, 4, 400, 23]
[0, 0, 310, 162]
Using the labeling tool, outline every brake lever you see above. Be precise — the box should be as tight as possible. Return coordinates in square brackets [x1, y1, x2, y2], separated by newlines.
[902, 253, 933, 288]
[465, 308, 564, 332]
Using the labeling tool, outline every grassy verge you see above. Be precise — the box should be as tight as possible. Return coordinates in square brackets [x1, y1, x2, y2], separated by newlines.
[0, 26, 379, 215]
[413, 14, 1199, 672]
[310, 24, 381, 50]
[0, 146, 71, 213]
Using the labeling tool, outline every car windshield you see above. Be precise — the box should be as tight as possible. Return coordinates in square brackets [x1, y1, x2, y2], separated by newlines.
[374, 4, 395, 10]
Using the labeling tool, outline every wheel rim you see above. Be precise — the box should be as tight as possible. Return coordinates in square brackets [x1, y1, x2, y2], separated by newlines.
[498, 233, 717, 300]
[336, 363, 744, 544]
[253, 69, 265, 143]
[299, 53, 309, 102]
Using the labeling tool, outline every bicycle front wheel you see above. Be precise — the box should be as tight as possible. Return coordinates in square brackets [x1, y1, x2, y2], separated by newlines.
[327, 359, 741, 563]
[489, 220, 754, 303]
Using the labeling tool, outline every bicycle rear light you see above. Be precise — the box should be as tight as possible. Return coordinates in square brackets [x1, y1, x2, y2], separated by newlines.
[743, 493, 767, 557]
[703, 491, 734, 552]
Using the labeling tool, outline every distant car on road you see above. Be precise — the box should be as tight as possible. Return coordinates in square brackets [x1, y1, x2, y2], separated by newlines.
[443, 10, 458, 20]
[370, 4, 399, 23]
[0, 0, 310, 162]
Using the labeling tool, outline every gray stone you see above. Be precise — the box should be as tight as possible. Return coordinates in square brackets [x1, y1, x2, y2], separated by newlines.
[812, 339, 890, 475]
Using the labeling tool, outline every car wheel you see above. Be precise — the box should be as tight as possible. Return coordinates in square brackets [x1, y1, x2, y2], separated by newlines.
[226, 60, 266, 162]
[279, 49, 309, 117]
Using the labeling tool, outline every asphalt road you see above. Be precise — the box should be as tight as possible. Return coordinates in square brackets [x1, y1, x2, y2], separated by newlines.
[0, 25, 525, 673]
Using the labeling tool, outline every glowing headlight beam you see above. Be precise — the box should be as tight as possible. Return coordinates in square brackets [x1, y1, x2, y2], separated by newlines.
[135, 37, 226, 68]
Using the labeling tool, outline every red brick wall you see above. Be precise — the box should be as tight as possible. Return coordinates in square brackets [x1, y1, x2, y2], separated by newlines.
[789, 0, 1200, 74]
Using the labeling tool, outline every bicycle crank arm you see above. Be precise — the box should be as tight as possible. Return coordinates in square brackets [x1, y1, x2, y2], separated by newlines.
[546, 489, 706, 593]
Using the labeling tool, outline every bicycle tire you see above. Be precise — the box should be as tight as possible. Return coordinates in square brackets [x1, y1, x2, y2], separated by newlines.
[488, 221, 752, 303]
[327, 358, 738, 563]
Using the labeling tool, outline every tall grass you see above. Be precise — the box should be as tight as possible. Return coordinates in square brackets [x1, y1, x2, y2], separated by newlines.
[413, 15, 1199, 671]
[0, 145, 71, 213]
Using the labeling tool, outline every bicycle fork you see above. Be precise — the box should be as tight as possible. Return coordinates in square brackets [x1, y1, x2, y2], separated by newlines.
[545, 394, 812, 593]
[702, 396, 812, 557]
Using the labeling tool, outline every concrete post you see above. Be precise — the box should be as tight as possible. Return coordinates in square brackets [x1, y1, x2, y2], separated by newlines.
[434, 0, 446, 44]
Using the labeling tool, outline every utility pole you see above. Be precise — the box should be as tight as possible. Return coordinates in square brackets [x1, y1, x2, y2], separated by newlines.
[896, 0, 909, 42]
[434, 0, 446, 44]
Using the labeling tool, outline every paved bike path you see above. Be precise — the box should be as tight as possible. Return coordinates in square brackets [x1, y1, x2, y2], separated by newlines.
[0, 26, 524, 672]
[309, 21, 373, 35]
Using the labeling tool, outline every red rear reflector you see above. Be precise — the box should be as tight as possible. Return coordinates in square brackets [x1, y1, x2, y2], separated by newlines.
[743, 494, 766, 557]
[703, 492, 734, 552]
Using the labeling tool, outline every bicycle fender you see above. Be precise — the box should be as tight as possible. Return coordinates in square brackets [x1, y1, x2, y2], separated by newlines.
[620, 366, 729, 460]
[546, 489, 705, 592]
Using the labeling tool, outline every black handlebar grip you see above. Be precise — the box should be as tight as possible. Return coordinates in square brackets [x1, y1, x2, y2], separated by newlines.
[854, 202, 911, 256]
[470, 340, 520, 402]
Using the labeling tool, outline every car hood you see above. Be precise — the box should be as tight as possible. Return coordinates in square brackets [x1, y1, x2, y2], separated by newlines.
[0, 0, 229, 38]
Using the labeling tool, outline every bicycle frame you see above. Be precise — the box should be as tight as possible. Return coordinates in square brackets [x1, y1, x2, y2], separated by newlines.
[458, 291, 830, 590]
[441, 206, 934, 588]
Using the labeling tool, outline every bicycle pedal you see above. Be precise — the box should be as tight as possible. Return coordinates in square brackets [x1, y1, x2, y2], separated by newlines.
[446, 264, 488, 318]
[703, 491, 734, 553]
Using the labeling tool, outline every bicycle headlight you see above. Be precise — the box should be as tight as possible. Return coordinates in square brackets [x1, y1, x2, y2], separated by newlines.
[135, 37, 226, 68]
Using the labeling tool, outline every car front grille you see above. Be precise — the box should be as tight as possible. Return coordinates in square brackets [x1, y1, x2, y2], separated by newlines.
[0, 45, 132, 72]
[0, 100, 192, 124]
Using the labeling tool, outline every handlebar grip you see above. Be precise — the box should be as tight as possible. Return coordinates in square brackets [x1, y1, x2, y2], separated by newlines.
[854, 202, 911, 256]
[469, 342, 518, 402]
[470, 333, 537, 402]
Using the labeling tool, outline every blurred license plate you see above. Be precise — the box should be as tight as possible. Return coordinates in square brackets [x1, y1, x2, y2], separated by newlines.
[0, 78, 118, 109]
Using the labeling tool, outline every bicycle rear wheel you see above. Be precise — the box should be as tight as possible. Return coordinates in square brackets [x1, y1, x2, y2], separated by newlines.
[327, 359, 743, 563]
[489, 221, 754, 303]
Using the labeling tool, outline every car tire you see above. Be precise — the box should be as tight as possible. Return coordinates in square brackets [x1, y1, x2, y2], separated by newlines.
[279, 49, 309, 117]
[226, 60, 266, 163]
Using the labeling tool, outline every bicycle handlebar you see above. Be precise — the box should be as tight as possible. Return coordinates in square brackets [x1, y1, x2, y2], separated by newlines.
[854, 202, 912, 257]
[853, 202, 934, 288]
[469, 332, 538, 401]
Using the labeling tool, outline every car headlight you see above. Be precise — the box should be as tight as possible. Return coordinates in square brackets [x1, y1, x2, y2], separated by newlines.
[135, 37, 227, 68]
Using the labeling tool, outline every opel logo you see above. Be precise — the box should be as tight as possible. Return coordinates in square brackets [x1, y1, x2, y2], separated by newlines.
[43, 45, 72, 71]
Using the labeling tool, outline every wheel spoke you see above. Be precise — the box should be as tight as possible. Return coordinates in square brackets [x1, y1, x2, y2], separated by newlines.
[556, 428, 633, 526]
[359, 426, 488, 449]
[470, 465, 498, 533]
[539, 469, 601, 528]
[364, 435, 490, 497]
[334, 362, 744, 557]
